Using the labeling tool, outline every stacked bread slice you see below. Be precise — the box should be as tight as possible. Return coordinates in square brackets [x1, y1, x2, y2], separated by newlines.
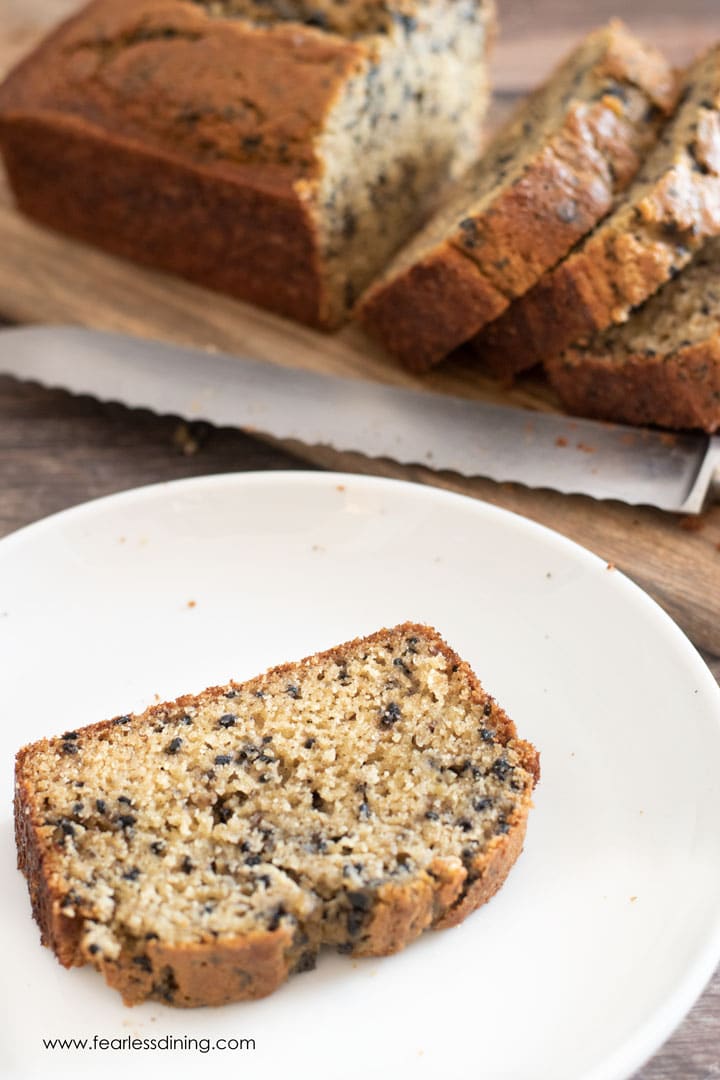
[545, 237, 720, 431]
[359, 32, 720, 432]
[357, 21, 677, 369]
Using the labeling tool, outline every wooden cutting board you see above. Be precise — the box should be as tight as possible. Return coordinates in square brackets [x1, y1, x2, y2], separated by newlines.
[1, 0, 719, 657]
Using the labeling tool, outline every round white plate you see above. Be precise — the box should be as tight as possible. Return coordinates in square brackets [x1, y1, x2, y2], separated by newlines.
[1, 472, 719, 1080]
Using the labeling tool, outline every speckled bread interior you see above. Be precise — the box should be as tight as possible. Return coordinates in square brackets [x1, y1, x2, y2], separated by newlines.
[0, 0, 494, 328]
[356, 20, 676, 370]
[546, 235, 720, 431]
[15, 623, 539, 1008]
[472, 43, 720, 380]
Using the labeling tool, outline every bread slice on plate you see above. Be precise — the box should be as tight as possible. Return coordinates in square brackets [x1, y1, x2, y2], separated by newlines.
[15, 623, 539, 1008]
[0, 0, 495, 329]
[356, 21, 677, 370]
[471, 44, 720, 380]
[545, 236, 720, 432]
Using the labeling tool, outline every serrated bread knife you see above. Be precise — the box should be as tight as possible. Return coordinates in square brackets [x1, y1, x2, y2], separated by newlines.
[0, 325, 718, 514]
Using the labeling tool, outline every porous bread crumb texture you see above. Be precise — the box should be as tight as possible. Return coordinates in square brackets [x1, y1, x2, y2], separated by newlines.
[472, 43, 720, 380]
[356, 20, 677, 370]
[0, 0, 494, 329]
[15, 624, 539, 1008]
[546, 236, 720, 431]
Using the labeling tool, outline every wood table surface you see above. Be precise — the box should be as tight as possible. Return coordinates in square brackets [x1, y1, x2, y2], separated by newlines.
[1, 1, 719, 1076]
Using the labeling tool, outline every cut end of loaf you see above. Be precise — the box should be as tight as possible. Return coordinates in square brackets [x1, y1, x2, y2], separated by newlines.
[15, 623, 538, 1007]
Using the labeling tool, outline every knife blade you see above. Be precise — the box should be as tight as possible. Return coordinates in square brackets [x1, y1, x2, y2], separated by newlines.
[0, 325, 717, 514]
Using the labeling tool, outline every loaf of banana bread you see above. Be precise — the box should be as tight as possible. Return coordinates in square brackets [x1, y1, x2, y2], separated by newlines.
[15, 623, 539, 1007]
[471, 44, 720, 380]
[546, 237, 720, 432]
[356, 21, 676, 370]
[0, 0, 495, 328]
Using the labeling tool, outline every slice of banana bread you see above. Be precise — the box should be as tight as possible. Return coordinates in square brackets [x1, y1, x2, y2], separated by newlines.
[545, 237, 720, 431]
[15, 623, 539, 1008]
[356, 21, 676, 370]
[0, 0, 494, 329]
[471, 45, 720, 380]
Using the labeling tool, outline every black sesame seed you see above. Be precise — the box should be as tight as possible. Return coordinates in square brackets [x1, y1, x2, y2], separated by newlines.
[145, 931, 159, 941]
[268, 905, 285, 931]
[262, 735, 273, 744]
[303, 10, 327, 28]
[459, 217, 479, 247]
[72, 802, 84, 814]
[294, 951, 317, 974]
[179, 715, 193, 726]
[224, 690, 238, 699]
[166, 737, 183, 754]
[254, 689, 265, 699]
[479, 727, 494, 743]
[379, 702, 402, 728]
[347, 910, 365, 936]
[425, 810, 440, 821]
[245, 855, 261, 866]
[215, 805, 233, 824]
[118, 814, 136, 829]
[62, 742, 79, 755]
[214, 754, 232, 766]
[359, 800, 371, 820]
[181, 856, 193, 874]
[59, 819, 75, 837]
[218, 714, 236, 728]
[347, 890, 371, 911]
[123, 867, 141, 881]
[118, 795, 132, 805]
[304, 737, 316, 749]
[96, 799, 107, 814]
[457, 818, 473, 832]
[491, 757, 513, 781]
[62, 731, 79, 740]
[473, 796, 494, 812]
[393, 657, 411, 676]
[483, 701, 493, 717]
[112, 715, 132, 725]
[286, 684, 301, 699]
[150, 841, 165, 855]
[496, 816, 510, 835]
[88, 944, 100, 955]
[258, 774, 270, 784]
[132, 955, 152, 972]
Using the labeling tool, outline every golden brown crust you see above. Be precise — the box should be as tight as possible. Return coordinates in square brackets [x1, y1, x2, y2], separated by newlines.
[357, 246, 506, 372]
[472, 48, 720, 380]
[1, 115, 325, 325]
[102, 927, 297, 1007]
[15, 622, 539, 1007]
[357, 22, 677, 370]
[15, 756, 86, 968]
[546, 339, 720, 432]
[0, 0, 361, 327]
[433, 803, 529, 929]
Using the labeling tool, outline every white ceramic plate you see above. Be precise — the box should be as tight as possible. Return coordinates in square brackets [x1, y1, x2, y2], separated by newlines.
[1, 472, 719, 1080]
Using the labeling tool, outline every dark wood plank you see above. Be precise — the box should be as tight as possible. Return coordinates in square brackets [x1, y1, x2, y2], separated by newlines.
[0, 376, 312, 536]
